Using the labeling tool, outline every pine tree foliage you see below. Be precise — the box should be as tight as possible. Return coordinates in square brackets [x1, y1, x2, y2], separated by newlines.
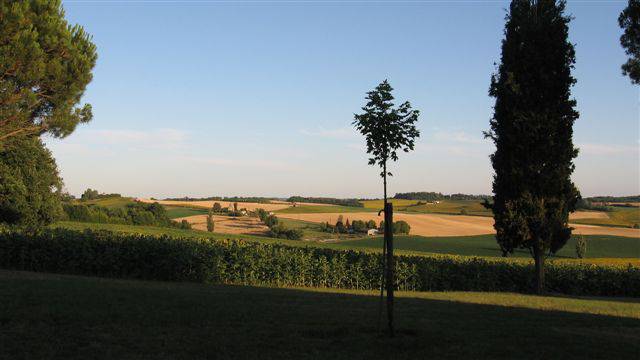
[486, 0, 580, 292]
[0, 0, 97, 144]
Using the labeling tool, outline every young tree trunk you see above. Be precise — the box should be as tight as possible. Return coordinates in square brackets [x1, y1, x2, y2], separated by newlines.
[533, 243, 545, 295]
[384, 202, 394, 337]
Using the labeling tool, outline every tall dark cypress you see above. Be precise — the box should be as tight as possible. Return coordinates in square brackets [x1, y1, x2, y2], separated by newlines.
[486, 0, 580, 294]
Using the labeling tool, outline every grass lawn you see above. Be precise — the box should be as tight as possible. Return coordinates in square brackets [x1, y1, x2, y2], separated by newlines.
[337, 234, 640, 259]
[164, 206, 209, 219]
[573, 207, 640, 228]
[1, 270, 638, 359]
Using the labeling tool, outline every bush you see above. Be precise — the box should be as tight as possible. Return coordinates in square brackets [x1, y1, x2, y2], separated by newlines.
[379, 220, 411, 235]
[268, 224, 304, 240]
[62, 202, 187, 229]
[206, 214, 214, 232]
[393, 220, 411, 235]
[575, 235, 587, 259]
[0, 229, 637, 297]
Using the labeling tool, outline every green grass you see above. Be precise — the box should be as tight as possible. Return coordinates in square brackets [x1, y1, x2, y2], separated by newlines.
[361, 199, 492, 216]
[72, 196, 136, 209]
[573, 207, 640, 228]
[53, 221, 639, 262]
[337, 234, 640, 259]
[277, 218, 365, 241]
[1, 269, 638, 359]
[164, 206, 208, 219]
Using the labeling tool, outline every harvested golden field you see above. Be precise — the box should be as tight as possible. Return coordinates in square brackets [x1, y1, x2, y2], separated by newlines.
[569, 211, 609, 219]
[137, 198, 290, 212]
[277, 212, 640, 238]
[175, 215, 269, 236]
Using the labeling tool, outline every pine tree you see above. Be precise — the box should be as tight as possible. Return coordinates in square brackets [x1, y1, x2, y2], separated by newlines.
[486, 0, 580, 294]
[619, 0, 640, 84]
[0, 0, 97, 144]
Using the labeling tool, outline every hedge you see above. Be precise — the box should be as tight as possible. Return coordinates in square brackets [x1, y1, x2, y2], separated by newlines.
[0, 229, 638, 297]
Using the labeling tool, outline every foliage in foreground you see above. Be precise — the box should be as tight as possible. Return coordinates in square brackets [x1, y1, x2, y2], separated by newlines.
[61, 202, 191, 230]
[0, 228, 637, 297]
[0, 137, 62, 232]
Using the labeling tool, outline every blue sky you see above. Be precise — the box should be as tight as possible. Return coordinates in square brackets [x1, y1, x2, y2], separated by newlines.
[47, 0, 639, 198]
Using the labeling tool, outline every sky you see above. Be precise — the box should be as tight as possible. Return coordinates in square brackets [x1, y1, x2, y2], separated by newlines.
[47, 0, 639, 199]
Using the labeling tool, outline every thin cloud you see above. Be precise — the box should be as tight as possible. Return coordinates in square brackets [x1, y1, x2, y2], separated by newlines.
[433, 130, 484, 144]
[300, 126, 358, 140]
[578, 143, 639, 156]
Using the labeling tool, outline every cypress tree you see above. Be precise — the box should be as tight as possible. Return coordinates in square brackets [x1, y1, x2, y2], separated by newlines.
[619, 0, 640, 84]
[486, 0, 580, 294]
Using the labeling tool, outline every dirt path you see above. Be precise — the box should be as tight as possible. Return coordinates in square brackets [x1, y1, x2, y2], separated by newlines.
[277, 212, 639, 238]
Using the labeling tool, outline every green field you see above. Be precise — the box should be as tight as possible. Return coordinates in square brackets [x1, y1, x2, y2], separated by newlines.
[72, 196, 136, 209]
[573, 207, 640, 228]
[361, 199, 492, 216]
[53, 221, 639, 263]
[277, 218, 366, 241]
[337, 235, 640, 259]
[1, 269, 638, 360]
[164, 206, 208, 219]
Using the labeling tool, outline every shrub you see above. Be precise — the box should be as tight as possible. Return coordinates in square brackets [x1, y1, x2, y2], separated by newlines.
[380, 220, 411, 234]
[0, 229, 637, 297]
[575, 235, 587, 259]
[207, 214, 215, 232]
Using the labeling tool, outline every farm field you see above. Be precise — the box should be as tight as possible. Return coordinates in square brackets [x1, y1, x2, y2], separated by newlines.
[361, 199, 493, 216]
[276, 211, 639, 238]
[573, 207, 640, 228]
[164, 206, 208, 219]
[53, 221, 640, 263]
[175, 214, 270, 235]
[336, 235, 640, 260]
[1, 270, 638, 360]
[137, 198, 291, 212]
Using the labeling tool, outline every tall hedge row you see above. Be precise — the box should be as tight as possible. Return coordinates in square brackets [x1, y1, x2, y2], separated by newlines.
[0, 229, 638, 297]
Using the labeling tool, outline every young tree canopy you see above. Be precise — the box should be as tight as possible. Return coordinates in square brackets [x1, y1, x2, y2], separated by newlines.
[619, 0, 640, 84]
[0, 0, 97, 144]
[353, 80, 420, 201]
[487, 0, 580, 294]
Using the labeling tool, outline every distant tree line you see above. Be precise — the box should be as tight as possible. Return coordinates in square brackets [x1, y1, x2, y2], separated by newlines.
[584, 195, 640, 203]
[320, 215, 410, 235]
[256, 209, 303, 240]
[164, 196, 273, 204]
[287, 196, 364, 207]
[62, 202, 191, 229]
[393, 192, 491, 201]
[80, 188, 122, 201]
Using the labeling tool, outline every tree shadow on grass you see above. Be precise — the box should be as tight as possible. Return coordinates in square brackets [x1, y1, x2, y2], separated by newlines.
[0, 270, 639, 360]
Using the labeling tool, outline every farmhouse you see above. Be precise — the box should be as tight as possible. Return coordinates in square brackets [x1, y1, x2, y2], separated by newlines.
[367, 229, 379, 236]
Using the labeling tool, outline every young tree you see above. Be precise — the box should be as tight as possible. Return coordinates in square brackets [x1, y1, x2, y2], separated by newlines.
[206, 214, 215, 232]
[0, 0, 97, 144]
[353, 80, 420, 336]
[0, 137, 62, 232]
[487, 0, 580, 294]
[212, 202, 222, 213]
[619, 0, 640, 84]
